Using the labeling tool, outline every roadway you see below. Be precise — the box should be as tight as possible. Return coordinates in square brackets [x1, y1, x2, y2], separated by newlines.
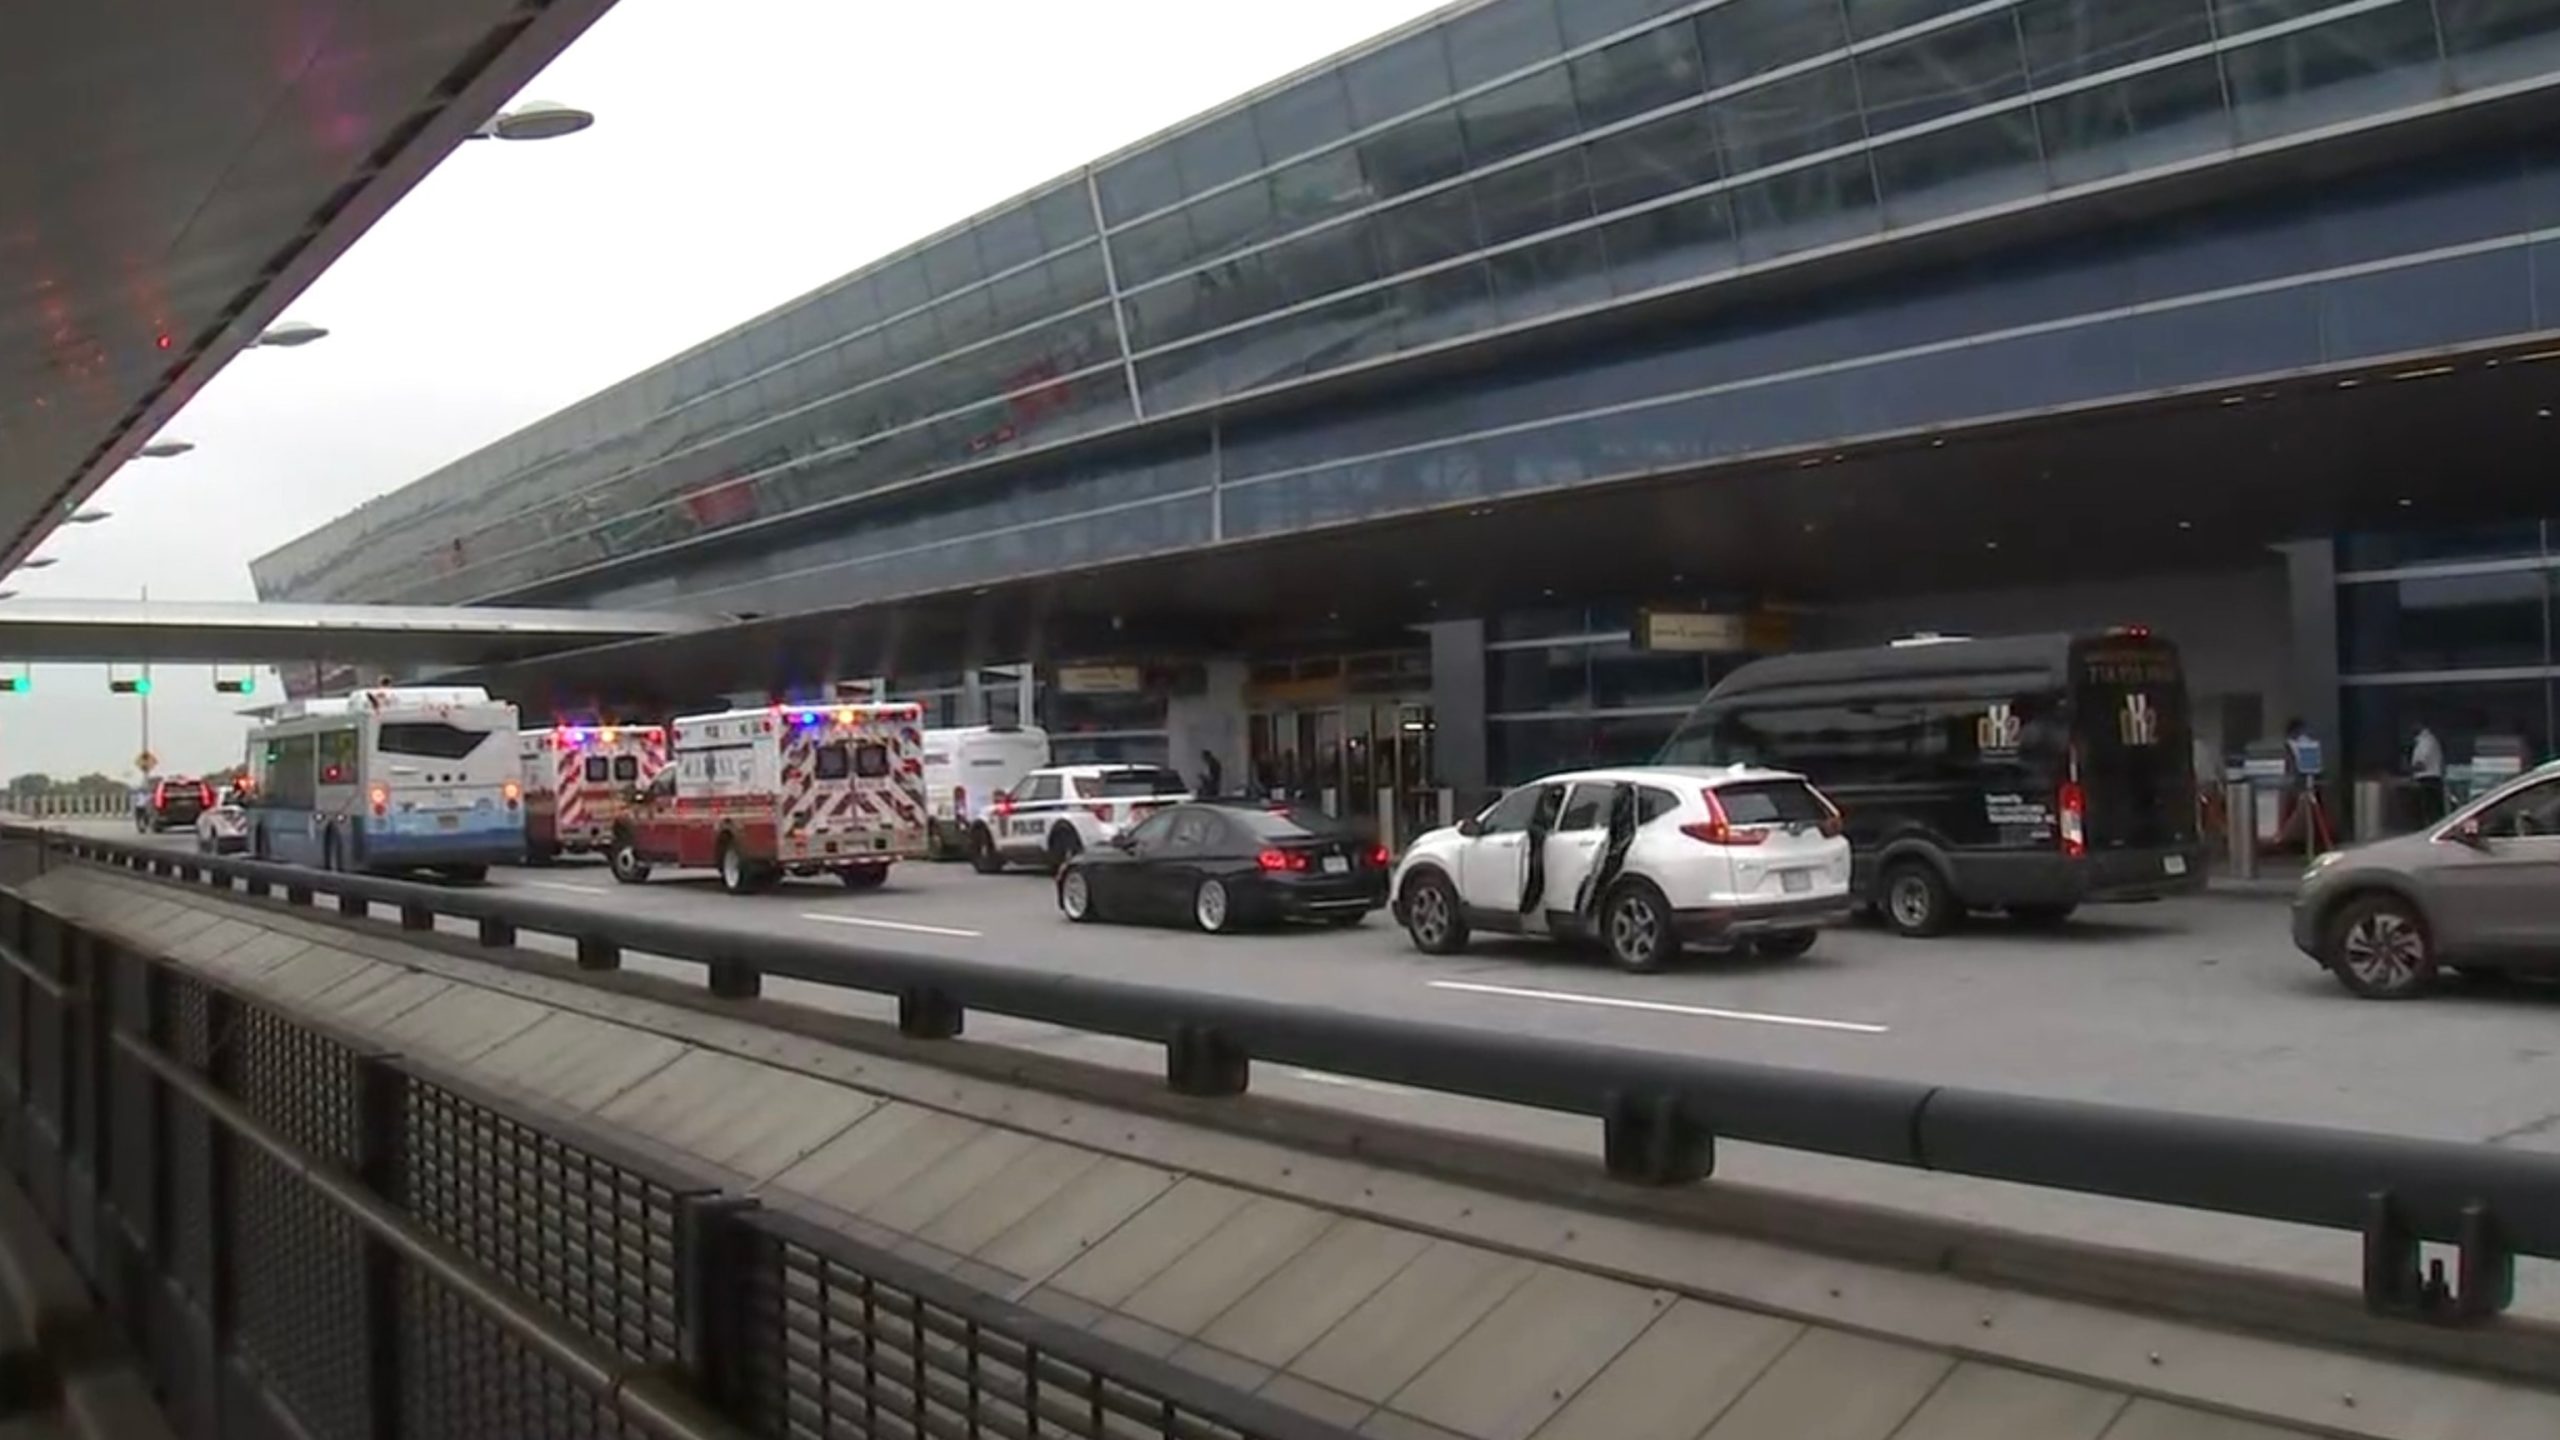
[71, 819, 2560, 1313]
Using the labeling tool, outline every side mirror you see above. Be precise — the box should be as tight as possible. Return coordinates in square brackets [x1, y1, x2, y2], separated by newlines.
[1108, 832, 1137, 851]
[1455, 817, 1483, 839]
[991, 791, 1011, 810]
[2450, 818, 2488, 848]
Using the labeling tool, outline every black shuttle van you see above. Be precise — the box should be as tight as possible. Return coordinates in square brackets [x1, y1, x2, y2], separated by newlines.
[1655, 629, 2205, 935]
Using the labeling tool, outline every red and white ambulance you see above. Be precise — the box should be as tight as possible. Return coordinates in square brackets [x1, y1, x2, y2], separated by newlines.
[608, 702, 928, 894]
[519, 724, 670, 862]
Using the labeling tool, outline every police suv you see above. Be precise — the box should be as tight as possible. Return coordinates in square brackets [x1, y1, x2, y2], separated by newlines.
[969, 763, 1191, 873]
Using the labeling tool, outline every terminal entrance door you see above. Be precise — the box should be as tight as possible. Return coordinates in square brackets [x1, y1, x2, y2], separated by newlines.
[1248, 700, 1439, 849]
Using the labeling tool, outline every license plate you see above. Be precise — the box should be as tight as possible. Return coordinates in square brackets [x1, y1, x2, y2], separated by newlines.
[1781, 869, 1811, 894]
[2163, 855, 2188, 876]
[1322, 855, 1349, 874]
[437, 814, 460, 830]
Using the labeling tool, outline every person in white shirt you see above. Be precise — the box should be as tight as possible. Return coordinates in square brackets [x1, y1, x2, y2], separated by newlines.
[2410, 723, 2445, 821]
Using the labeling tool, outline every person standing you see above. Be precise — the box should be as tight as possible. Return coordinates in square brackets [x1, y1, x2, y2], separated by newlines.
[1197, 748, 1225, 799]
[2409, 723, 2445, 822]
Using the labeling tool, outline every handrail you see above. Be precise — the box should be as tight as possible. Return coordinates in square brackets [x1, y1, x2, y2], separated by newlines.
[23, 823, 2555, 1324]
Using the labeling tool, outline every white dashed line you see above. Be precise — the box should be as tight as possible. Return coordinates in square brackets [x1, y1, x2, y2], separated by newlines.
[798, 912, 984, 940]
[522, 880, 609, 895]
[1426, 980, 1888, 1035]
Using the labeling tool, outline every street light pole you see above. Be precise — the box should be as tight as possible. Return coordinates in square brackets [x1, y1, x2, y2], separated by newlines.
[138, 586, 152, 780]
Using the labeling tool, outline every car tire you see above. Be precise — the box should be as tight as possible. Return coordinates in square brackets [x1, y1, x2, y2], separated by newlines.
[2007, 903, 2077, 928]
[1602, 880, 1679, 973]
[838, 865, 888, 891]
[968, 825, 1006, 875]
[608, 833, 651, 885]
[1880, 861, 1956, 938]
[1046, 827, 1083, 874]
[1058, 867, 1096, 922]
[1752, 930, 1819, 959]
[1193, 877, 1234, 934]
[2324, 894, 2436, 999]
[717, 838, 753, 896]
[1400, 871, 1469, 955]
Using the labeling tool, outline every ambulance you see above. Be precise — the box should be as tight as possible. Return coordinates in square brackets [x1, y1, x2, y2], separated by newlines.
[609, 702, 929, 894]
[519, 723, 670, 862]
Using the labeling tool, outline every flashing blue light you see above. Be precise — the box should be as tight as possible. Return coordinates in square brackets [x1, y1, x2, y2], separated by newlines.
[564, 727, 586, 744]
[797, 710, 818, 725]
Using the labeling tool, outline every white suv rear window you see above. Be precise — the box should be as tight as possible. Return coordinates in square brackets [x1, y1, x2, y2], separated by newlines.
[1713, 780, 1828, 825]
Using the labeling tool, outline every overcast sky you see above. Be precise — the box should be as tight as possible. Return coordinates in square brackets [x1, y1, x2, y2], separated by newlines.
[6, 0, 1444, 783]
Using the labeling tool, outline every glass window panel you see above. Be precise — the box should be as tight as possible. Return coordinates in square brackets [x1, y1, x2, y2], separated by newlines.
[1602, 190, 1739, 293]
[1590, 641, 1709, 709]
[1254, 72, 1355, 162]
[1174, 110, 1267, 196]
[1570, 23, 1708, 127]
[1266, 218, 1386, 307]
[1472, 147, 1595, 245]
[2342, 570, 2552, 672]
[2441, 0, 2560, 90]
[934, 285, 998, 351]
[2016, 0, 2216, 86]
[2221, 3, 2447, 145]
[874, 256, 930, 319]
[1459, 66, 1582, 168]
[1345, 28, 1456, 129]
[2345, 682, 2554, 780]
[1112, 214, 1193, 291]
[1731, 152, 1881, 262]
[1713, 62, 1865, 174]
[1185, 181, 1279, 271]
[1488, 228, 1612, 322]
[1377, 186, 1485, 273]
[2036, 54, 2231, 190]
[1361, 112, 1470, 196]
[1446, 0, 1566, 89]
[2211, 0, 2346, 36]
[1032, 183, 1097, 250]
[1846, 0, 1985, 41]
[1872, 111, 2047, 226]
[1269, 150, 1374, 233]
[1696, 0, 1849, 91]
[2339, 522, 2549, 571]
[921, 231, 984, 299]
[1492, 644, 1591, 712]
[1393, 262, 1496, 348]
[1047, 246, 1110, 310]
[1097, 146, 1184, 226]
[1584, 104, 1723, 213]
[975, 206, 1045, 275]
[1562, 0, 1687, 49]
[1856, 11, 2031, 137]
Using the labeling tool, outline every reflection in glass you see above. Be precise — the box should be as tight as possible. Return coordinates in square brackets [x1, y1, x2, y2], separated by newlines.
[1473, 148, 1595, 245]
[1732, 154, 1882, 263]
[1584, 105, 1723, 214]
[2341, 569, 2553, 673]
[1445, 0, 1566, 90]
[2338, 522, 2548, 572]
[1856, 11, 2031, 137]
[2221, 3, 2445, 145]
[1344, 27, 1456, 130]
[2345, 681, 2554, 776]
[2439, 0, 2560, 90]
[1457, 67, 1582, 170]
[1712, 63, 1866, 175]
[1872, 113, 2046, 227]
[2016, 0, 2215, 86]
[2036, 55, 2231, 190]
[1696, 0, 1848, 92]
[1570, 24, 1707, 128]
[1600, 192, 1739, 294]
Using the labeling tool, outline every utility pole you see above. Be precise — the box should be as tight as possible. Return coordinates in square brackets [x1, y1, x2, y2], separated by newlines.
[138, 586, 152, 779]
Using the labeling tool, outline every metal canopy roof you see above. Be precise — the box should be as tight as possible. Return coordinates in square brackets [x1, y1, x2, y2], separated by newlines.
[0, 598, 713, 666]
[0, 0, 614, 573]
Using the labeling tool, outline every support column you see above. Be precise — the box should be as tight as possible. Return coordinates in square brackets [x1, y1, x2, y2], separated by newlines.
[1427, 620, 1487, 811]
[2278, 540, 2341, 760]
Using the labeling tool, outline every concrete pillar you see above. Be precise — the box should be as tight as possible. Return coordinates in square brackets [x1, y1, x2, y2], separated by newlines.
[1165, 660, 1248, 795]
[2278, 540, 2340, 760]
[1427, 620, 1487, 808]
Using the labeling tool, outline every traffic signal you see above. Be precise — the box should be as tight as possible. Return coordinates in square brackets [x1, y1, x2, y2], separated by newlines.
[0, 676, 24, 694]
[110, 677, 151, 695]
[214, 676, 254, 694]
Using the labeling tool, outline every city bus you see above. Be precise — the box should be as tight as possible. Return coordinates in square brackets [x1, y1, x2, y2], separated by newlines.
[243, 686, 526, 880]
[1656, 629, 2204, 935]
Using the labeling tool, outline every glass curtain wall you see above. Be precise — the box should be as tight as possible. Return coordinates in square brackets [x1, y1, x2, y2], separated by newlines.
[2337, 519, 2559, 786]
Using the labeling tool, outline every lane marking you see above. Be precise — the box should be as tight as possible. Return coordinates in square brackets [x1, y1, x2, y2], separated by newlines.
[1426, 980, 1888, 1035]
[1287, 1069, 1429, 1098]
[799, 912, 984, 940]
[522, 880, 609, 895]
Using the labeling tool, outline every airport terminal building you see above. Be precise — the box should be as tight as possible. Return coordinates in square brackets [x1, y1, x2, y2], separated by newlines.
[259, 0, 2560, 836]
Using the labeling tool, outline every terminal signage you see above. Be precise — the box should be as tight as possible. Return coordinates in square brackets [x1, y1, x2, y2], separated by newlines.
[1635, 610, 1751, 653]
[1056, 665, 1144, 695]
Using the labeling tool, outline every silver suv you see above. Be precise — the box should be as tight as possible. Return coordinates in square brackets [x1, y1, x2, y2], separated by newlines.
[2291, 759, 2560, 997]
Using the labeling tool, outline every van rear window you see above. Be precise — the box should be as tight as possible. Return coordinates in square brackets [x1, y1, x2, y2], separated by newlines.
[1714, 781, 1829, 825]
[378, 723, 489, 759]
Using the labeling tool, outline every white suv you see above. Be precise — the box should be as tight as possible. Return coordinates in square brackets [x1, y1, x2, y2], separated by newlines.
[970, 763, 1192, 873]
[1392, 766, 1854, 971]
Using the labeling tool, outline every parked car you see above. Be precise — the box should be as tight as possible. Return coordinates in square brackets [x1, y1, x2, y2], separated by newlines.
[135, 776, 213, 833]
[1392, 766, 1854, 971]
[194, 786, 250, 855]
[1056, 801, 1389, 933]
[971, 763, 1190, 873]
[2291, 759, 2560, 997]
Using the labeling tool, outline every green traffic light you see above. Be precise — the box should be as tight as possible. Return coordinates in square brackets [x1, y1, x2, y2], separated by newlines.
[134, 677, 151, 696]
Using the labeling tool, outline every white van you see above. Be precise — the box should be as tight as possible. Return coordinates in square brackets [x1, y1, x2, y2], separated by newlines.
[921, 725, 1051, 859]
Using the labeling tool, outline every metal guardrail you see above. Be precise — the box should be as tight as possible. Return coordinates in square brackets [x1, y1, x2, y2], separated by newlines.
[22, 825, 2560, 1327]
[0, 837, 1361, 1440]
[4, 796, 127, 821]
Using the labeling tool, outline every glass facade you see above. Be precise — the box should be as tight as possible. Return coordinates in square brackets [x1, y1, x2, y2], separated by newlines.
[1481, 603, 1757, 784]
[2337, 520, 2560, 778]
[258, 0, 2560, 615]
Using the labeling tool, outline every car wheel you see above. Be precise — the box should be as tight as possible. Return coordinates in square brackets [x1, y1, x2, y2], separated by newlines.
[2325, 894, 2436, 999]
[1400, 871, 1468, 955]
[1046, 827, 1083, 874]
[717, 839, 753, 896]
[1752, 930, 1819, 960]
[1603, 881, 1679, 973]
[2007, 903, 2077, 928]
[838, 865, 888, 891]
[1059, 867, 1095, 922]
[1193, 877, 1234, 934]
[608, 834, 651, 885]
[1880, 861, 1956, 938]
[969, 825, 1006, 875]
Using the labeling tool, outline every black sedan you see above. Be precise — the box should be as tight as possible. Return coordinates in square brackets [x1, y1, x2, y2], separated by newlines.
[1055, 802, 1389, 933]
